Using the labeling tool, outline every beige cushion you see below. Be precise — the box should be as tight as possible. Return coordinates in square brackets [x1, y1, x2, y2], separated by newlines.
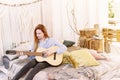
[62, 51, 71, 64]
[68, 49, 100, 68]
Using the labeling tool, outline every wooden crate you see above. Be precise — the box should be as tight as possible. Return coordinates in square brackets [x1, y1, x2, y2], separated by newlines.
[102, 28, 114, 39]
[80, 28, 96, 38]
[104, 40, 111, 53]
[116, 29, 120, 42]
[79, 37, 103, 52]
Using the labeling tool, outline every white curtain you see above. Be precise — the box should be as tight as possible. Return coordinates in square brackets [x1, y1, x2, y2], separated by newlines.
[0, 0, 108, 57]
[0, 1, 42, 56]
[0, 18, 4, 60]
[42, 0, 108, 42]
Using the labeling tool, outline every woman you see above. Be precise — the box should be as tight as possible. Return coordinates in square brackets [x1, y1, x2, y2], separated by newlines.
[12, 24, 67, 80]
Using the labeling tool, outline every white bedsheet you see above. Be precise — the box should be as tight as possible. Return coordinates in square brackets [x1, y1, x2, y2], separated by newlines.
[3, 42, 120, 80]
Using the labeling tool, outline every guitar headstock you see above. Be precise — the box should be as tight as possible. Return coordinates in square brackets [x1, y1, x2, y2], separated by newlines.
[6, 50, 16, 54]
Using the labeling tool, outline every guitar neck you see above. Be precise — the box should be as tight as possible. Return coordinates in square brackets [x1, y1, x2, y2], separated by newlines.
[6, 46, 59, 56]
[16, 51, 43, 56]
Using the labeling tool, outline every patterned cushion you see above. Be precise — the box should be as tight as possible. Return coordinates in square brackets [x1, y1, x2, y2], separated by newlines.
[68, 49, 100, 68]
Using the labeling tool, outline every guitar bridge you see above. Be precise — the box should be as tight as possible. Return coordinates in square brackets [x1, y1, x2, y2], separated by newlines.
[54, 52, 56, 60]
[42, 52, 46, 58]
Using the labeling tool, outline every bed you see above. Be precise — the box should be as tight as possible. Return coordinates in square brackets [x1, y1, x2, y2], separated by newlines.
[3, 43, 120, 80]
[32, 46, 120, 80]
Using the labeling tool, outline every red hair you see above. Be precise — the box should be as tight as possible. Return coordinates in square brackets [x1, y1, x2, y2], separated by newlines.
[33, 24, 49, 52]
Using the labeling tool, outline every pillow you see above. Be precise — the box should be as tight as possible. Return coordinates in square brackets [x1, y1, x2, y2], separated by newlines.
[63, 40, 75, 47]
[68, 49, 100, 68]
[62, 51, 71, 64]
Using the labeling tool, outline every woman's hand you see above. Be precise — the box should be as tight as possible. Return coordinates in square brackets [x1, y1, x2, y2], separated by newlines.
[19, 52, 28, 59]
[19, 52, 24, 56]
[42, 50, 55, 57]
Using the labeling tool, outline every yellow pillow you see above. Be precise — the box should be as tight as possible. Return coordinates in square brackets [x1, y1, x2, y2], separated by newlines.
[68, 49, 100, 68]
[62, 51, 71, 64]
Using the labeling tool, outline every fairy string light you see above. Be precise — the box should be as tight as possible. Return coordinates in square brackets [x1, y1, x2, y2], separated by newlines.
[0, 0, 42, 7]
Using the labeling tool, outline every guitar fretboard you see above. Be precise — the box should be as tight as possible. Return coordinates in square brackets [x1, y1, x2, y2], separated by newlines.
[17, 51, 43, 56]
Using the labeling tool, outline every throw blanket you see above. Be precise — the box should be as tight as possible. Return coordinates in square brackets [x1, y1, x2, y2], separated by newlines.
[77, 66, 100, 80]
[37, 64, 100, 80]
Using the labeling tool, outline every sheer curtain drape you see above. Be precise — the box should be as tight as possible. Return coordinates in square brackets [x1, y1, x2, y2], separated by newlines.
[0, 0, 108, 58]
[42, 0, 108, 42]
[0, 1, 42, 56]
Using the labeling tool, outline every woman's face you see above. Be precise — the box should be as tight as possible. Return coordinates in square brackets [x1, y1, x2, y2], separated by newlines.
[36, 29, 44, 40]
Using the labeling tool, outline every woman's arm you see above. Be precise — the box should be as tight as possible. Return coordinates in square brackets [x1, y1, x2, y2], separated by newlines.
[46, 38, 67, 54]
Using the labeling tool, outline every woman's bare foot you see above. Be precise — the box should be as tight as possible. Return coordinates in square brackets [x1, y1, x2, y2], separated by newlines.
[88, 49, 111, 61]
[100, 54, 111, 61]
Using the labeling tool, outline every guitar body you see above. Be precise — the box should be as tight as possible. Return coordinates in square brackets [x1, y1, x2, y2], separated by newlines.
[35, 46, 63, 66]
[35, 54, 63, 66]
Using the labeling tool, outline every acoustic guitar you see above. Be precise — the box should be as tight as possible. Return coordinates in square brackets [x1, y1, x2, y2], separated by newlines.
[6, 46, 63, 66]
